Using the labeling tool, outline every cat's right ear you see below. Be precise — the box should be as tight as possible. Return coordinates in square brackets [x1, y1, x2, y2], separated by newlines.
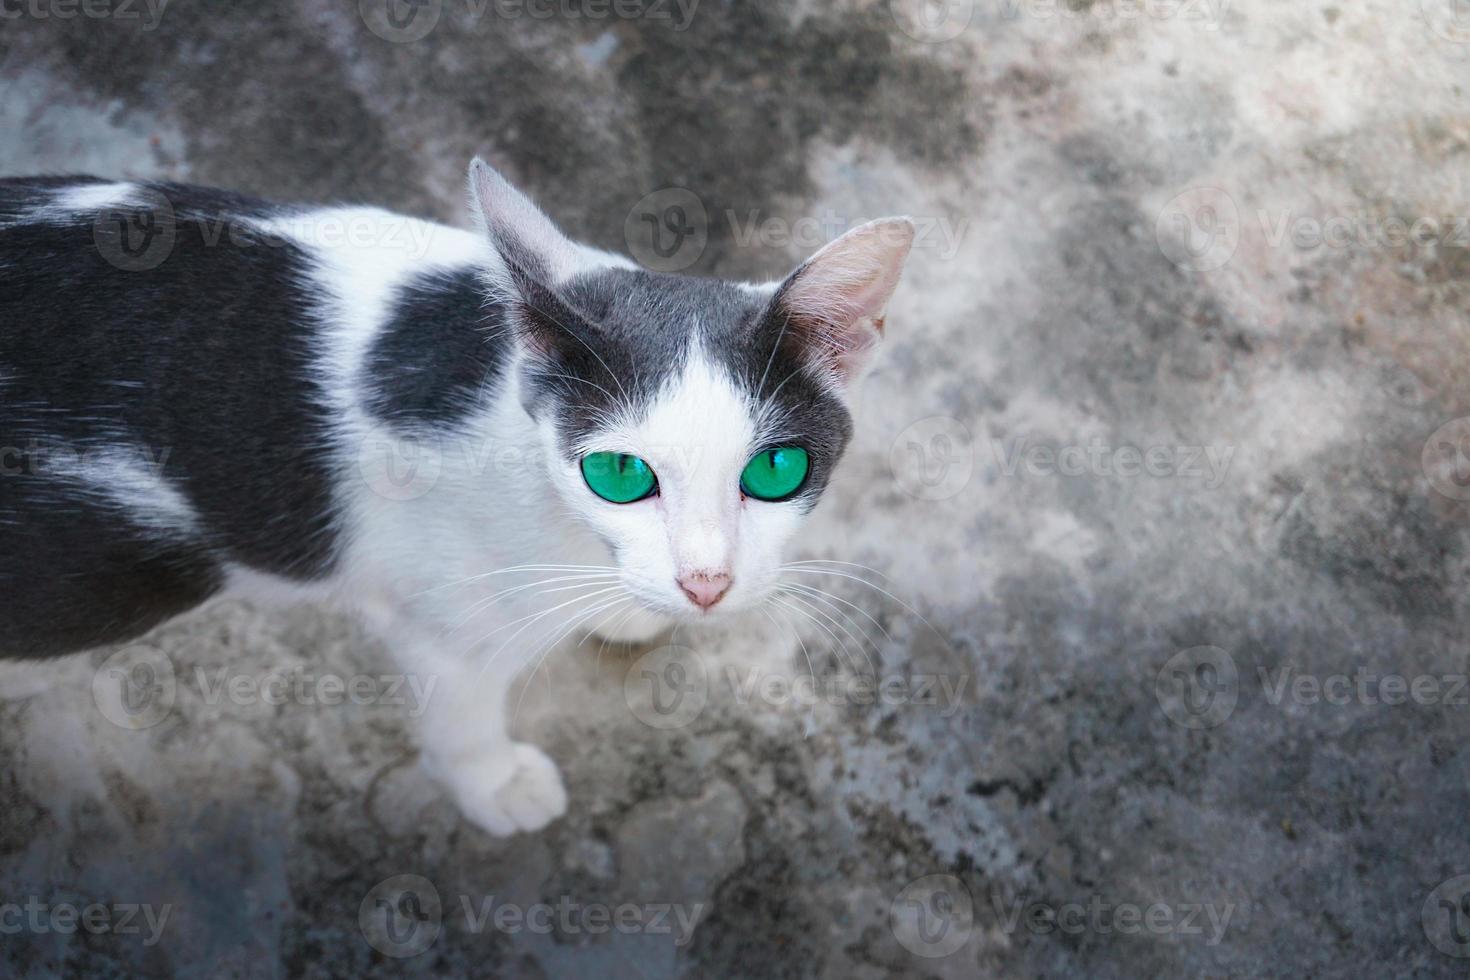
[467, 157, 582, 289]
[467, 158, 589, 360]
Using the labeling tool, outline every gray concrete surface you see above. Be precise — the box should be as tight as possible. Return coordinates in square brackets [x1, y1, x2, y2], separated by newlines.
[4, 1, 1470, 976]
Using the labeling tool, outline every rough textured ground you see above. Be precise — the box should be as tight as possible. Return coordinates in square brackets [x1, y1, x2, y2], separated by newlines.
[4, 1, 1470, 976]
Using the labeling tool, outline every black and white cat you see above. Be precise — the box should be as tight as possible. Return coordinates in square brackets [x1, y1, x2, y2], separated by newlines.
[0, 160, 914, 835]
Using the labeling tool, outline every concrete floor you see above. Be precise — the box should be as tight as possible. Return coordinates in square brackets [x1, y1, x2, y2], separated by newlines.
[4, 1, 1470, 976]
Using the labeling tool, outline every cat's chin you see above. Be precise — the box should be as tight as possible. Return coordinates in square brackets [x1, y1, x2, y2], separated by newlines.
[589, 606, 675, 646]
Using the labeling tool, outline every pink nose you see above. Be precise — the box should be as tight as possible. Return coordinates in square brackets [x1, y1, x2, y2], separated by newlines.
[679, 572, 731, 610]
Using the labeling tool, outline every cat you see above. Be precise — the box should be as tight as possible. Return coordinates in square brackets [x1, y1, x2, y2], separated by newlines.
[0, 159, 914, 835]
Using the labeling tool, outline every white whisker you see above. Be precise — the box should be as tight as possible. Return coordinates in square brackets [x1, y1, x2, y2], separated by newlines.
[779, 561, 948, 644]
[442, 572, 621, 636]
[510, 593, 631, 724]
[776, 588, 876, 676]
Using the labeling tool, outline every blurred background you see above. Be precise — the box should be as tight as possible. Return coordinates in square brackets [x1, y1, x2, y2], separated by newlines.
[4, 1, 1470, 976]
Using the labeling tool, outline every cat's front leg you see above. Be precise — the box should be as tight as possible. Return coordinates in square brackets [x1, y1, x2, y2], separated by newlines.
[392, 636, 567, 836]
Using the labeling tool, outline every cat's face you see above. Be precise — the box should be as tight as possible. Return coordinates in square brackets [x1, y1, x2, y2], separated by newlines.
[469, 160, 913, 621]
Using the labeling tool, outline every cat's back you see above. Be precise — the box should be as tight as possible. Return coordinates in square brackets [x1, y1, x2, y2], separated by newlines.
[0, 177, 503, 657]
[0, 173, 498, 435]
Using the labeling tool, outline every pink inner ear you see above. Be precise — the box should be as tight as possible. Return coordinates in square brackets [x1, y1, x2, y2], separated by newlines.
[779, 218, 915, 380]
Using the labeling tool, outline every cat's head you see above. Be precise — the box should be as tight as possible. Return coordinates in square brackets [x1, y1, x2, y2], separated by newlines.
[469, 159, 914, 621]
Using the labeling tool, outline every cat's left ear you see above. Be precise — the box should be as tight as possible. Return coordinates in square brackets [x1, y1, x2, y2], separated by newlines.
[770, 217, 916, 389]
[467, 157, 582, 287]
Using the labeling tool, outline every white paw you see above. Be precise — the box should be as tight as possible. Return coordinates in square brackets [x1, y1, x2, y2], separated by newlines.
[435, 742, 568, 837]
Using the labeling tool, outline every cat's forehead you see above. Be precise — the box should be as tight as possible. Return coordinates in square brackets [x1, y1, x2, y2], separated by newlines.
[533, 266, 850, 467]
[561, 267, 770, 352]
[587, 344, 757, 486]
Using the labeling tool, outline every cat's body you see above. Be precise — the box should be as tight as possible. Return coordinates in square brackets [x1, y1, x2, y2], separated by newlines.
[0, 162, 914, 834]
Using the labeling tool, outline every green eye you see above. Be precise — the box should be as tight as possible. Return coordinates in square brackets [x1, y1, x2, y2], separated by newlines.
[581, 452, 657, 503]
[740, 447, 810, 501]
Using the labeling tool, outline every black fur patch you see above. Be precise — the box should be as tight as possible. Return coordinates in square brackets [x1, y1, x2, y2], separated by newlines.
[0, 477, 222, 658]
[0, 177, 340, 656]
[362, 268, 511, 427]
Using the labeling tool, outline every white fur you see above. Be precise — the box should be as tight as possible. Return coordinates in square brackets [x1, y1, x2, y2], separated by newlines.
[51, 181, 138, 214]
[43, 441, 200, 535]
[3, 182, 139, 229]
